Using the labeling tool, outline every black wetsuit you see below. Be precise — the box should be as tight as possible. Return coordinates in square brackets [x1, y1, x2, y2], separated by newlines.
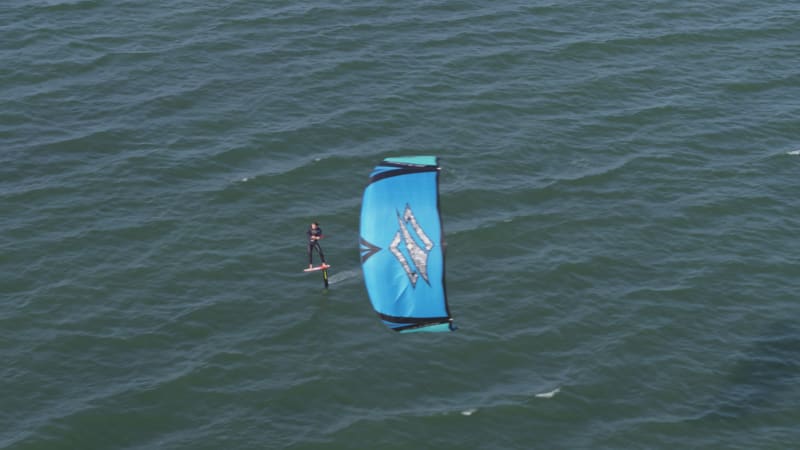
[307, 227, 326, 266]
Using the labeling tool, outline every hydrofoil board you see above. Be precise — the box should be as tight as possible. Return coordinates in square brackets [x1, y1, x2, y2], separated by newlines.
[304, 264, 330, 272]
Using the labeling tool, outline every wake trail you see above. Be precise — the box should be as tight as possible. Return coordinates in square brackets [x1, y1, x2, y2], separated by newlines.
[328, 268, 361, 285]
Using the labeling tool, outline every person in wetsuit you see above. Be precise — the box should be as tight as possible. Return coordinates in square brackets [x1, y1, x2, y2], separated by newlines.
[307, 222, 327, 268]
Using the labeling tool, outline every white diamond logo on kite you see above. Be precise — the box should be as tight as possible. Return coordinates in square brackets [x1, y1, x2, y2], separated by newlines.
[390, 204, 434, 288]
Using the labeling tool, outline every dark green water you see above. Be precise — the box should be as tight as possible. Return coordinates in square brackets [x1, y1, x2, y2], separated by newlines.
[2, 1, 800, 449]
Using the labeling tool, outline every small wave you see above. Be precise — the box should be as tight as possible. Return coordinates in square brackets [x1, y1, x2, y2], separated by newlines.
[787, 150, 800, 156]
[461, 408, 477, 416]
[535, 387, 560, 399]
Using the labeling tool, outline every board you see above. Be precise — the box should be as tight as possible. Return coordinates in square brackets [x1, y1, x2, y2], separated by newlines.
[304, 264, 331, 272]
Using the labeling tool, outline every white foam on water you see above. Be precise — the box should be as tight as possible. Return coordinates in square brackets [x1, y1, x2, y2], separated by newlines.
[535, 387, 560, 399]
[787, 150, 800, 155]
[461, 408, 477, 416]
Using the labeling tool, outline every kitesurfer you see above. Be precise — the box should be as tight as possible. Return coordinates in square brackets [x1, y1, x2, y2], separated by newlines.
[307, 221, 327, 268]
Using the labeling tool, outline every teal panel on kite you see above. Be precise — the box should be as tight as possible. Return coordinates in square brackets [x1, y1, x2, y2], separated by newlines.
[359, 156, 455, 333]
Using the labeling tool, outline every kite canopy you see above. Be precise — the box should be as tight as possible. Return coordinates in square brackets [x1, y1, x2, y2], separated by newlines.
[359, 156, 455, 333]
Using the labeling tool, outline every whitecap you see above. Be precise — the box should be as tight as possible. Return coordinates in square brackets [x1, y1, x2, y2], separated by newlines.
[461, 408, 477, 416]
[535, 387, 560, 399]
[787, 150, 800, 156]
